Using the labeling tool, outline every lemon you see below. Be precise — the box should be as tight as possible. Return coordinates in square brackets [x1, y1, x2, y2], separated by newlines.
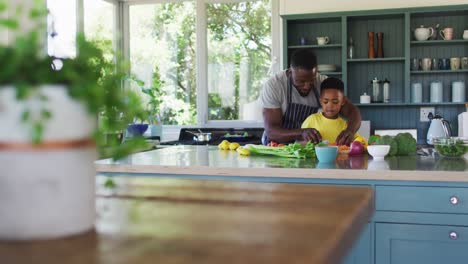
[236, 147, 250, 156]
[229, 142, 240, 150]
[218, 140, 230, 150]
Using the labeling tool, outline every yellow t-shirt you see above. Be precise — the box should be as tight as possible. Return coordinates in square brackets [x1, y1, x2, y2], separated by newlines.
[301, 112, 360, 144]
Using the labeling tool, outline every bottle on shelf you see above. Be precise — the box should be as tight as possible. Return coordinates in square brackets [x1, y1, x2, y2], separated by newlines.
[348, 37, 354, 59]
[383, 78, 390, 103]
[377, 32, 384, 58]
[370, 77, 382, 103]
[368, 32, 376, 59]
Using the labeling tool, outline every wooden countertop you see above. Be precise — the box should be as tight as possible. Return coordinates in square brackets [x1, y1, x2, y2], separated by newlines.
[0, 178, 374, 264]
[95, 145, 468, 182]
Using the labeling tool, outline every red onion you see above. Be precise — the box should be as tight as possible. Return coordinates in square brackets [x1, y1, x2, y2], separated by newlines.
[349, 141, 364, 156]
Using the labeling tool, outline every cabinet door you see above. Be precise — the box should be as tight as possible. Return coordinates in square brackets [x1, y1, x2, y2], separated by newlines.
[376, 223, 468, 264]
[343, 223, 372, 264]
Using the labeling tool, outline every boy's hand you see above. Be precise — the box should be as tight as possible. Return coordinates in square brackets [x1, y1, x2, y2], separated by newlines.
[301, 128, 321, 143]
[336, 129, 354, 146]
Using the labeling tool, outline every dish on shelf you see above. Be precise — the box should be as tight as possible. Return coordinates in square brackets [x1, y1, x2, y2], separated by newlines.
[317, 64, 337, 72]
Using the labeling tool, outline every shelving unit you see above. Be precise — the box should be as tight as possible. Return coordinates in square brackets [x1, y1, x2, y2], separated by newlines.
[282, 5, 468, 105]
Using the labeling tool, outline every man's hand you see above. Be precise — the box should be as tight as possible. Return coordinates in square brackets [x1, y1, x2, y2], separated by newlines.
[336, 129, 354, 146]
[301, 128, 322, 143]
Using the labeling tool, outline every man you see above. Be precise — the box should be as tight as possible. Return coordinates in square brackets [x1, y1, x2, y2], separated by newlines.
[261, 49, 361, 145]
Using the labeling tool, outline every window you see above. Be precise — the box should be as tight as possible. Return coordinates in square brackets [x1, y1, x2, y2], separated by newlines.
[83, 0, 116, 61]
[47, 0, 278, 126]
[129, 2, 197, 125]
[47, 0, 77, 58]
[206, 0, 272, 121]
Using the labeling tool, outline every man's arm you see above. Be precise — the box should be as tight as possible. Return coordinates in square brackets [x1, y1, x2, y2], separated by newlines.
[263, 108, 321, 143]
[336, 97, 362, 145]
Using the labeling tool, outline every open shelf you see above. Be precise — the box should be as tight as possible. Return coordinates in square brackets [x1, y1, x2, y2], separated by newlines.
[355, 102, 466, 106]
[288, 44, 342, 49]
[411, 69, 468, 74]
[320, 71, 342, 75]
[347, 57, 405, 62]
[410, 39, 468, 45]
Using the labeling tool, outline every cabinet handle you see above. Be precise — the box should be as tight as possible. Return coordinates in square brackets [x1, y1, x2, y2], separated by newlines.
[449, 231, 458, 240]
[450, 196, 459, 205]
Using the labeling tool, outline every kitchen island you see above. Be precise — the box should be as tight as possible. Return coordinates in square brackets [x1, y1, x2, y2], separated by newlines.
[96, 146, 468, 264]
[0, 178, 373, 264]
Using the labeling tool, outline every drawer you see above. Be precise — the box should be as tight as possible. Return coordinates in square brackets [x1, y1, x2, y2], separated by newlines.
[376, 223, 468, 264]
[376, 185, 468, 214]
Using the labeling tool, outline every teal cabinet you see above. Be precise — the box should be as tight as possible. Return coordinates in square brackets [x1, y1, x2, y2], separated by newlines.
[343, 223, 372, 264]
[376, 223, 468, 264]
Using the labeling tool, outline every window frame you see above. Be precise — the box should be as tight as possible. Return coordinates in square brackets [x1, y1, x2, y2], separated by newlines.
[97, 0, 279, 128]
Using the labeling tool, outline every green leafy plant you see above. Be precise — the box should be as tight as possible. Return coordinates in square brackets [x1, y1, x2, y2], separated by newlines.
[0, 2, 147, 159]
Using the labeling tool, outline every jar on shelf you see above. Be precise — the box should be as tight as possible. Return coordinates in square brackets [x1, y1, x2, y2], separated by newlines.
[370, 77, 382, 103]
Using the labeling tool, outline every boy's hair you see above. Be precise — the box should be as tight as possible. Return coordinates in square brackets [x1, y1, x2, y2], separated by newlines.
[290, 49, 317, 70]
[320, 77, 344, 93]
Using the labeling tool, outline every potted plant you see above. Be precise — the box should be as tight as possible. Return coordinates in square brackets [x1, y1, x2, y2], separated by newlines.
[0, 3, 146, 240]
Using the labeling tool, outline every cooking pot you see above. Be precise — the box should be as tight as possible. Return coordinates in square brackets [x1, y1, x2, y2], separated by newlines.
[188, 130, 212, 142]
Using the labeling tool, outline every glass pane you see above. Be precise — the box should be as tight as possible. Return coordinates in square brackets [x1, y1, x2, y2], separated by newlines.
[47, 0, 77, 58]
[207, 0, 272, 121]
[129, 2, 197, 125]
[83, 0, 115, 61]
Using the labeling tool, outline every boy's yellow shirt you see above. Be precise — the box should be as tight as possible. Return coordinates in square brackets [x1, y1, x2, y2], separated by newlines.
[301, 112, 361, 144]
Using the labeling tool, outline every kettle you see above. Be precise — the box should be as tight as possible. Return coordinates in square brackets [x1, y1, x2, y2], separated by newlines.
[427, 114, 451, 145]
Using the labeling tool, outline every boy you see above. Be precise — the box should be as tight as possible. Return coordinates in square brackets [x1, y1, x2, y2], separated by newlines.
[301, 77, 361, 144]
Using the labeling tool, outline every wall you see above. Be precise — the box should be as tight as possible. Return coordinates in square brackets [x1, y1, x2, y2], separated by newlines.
[279, 0, 468, 15]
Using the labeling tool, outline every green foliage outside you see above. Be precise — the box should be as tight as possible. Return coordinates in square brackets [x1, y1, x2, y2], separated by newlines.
[130, 0, 271, 124]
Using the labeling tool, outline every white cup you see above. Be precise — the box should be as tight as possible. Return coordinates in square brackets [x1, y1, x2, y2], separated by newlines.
[463, 30, 468, 40]
[317, 36, 329, 45]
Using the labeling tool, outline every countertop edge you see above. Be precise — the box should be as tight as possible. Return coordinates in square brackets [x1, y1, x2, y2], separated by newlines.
[95, 164, 468, 182]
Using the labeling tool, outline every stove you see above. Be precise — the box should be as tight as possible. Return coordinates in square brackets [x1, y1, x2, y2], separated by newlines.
[159, 128, 264, 146]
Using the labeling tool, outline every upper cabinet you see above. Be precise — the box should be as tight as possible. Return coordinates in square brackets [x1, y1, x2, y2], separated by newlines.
[282, 5, 468, 106]
[286, 17, 343, 76]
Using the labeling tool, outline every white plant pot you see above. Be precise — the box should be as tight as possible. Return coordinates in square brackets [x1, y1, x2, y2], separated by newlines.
[0, 85, 97, 240]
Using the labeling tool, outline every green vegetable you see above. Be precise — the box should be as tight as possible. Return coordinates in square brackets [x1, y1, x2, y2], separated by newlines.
[435, 138, 467, 158]
[375, 135, 398, 156]
[394, 133, 417, 156]
[247, 142, 316, 159]
[368, 135, 380, 145]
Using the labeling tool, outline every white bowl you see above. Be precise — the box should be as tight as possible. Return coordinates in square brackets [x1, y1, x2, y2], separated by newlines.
[317, 64, 337, 72]
[367, 145, 391, 161]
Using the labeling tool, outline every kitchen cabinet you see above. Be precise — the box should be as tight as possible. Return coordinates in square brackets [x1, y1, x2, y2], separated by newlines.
[343, 223, 372, 264]
[282, 5, 468, 139]
[376, 223, 468, 264]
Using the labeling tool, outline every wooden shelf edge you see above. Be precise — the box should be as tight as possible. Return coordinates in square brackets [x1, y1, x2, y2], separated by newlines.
[288, 44, 342, 49]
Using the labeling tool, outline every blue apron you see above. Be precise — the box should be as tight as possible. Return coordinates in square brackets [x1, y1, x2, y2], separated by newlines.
[262, 75, 320, 144]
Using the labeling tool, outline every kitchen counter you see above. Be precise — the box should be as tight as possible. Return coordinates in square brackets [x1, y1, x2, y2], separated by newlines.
[0, 178, 374, 264]
[96, 145, 468, 182]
